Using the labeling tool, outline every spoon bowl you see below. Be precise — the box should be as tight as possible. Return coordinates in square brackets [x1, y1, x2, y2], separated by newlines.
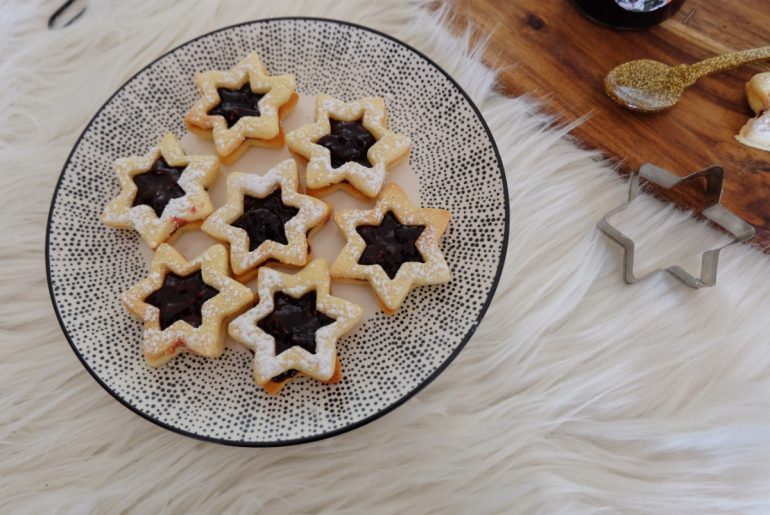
[604, 59, 689, 112]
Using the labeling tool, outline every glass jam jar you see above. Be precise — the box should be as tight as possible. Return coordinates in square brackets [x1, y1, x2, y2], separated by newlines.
[575, 0, 686, 29]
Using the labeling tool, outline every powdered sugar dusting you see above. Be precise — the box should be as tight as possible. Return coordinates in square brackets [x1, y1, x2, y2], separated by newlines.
[332, 186, 450, 311]
[203, 161, 327, 275]
[122, 245, 252, 364]
[185, 53, 296, 157]
[228, 261, 362, 386]
[102, 135, 217, 248]
[287, 95, 409, 198]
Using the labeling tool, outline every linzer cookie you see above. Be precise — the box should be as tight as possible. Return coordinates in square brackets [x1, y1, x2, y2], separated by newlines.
[331, 183, 451, 314]
[184, 52, 298, 163]
[736, 72, 770, 152]
[122, 244, 254, 366]
[101, 133, 219, 249]
[228, 259, 363, 394]
[201, 159, 330, 283]
[286, 94, 410, 199]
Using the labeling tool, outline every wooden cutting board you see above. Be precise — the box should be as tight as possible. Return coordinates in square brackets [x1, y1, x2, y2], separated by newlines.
[446, 0, 770, 246]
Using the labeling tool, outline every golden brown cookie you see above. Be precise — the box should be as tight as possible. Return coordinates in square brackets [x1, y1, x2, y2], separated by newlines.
[101, 133, 219, 249]
[228, 259, 362, 394]
[736, 72, 770, 152]
[285, 94, 410, 199]
[331, 183, 451, 315]
[122, 244, 254, 366]
[201, 159, 330, 283]
[184, 52, 298, 164]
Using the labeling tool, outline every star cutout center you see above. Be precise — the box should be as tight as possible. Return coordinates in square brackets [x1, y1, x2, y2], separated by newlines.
[317, 119, 377, 169]
[231, 189, 300, 251]
[131, 157, 186, 217]
[357, 211, 425, 279]
[257, 291, 335, 355]
[144, 270, 220, 330]
[207, 84, 266, 128]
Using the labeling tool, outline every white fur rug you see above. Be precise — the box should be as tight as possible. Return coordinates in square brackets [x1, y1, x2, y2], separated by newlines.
[4, 0, 770, 513]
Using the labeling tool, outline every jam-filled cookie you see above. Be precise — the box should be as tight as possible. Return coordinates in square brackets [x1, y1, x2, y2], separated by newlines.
[122, 244, 254, 366]
[286, 95, 410, 199]
[736, 72, 770, 152]
[201, 159, 330, 283]
[228, 259, 363, 394]
[101, 133, 219, 249]
[184, 52, 298, 164]
[331, 183, 451, 314]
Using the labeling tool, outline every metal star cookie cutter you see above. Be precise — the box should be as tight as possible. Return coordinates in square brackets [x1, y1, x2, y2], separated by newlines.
[598, 163, 756, 288]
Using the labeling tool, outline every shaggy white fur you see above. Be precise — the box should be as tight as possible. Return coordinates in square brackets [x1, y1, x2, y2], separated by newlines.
[4, 0, 770, 513]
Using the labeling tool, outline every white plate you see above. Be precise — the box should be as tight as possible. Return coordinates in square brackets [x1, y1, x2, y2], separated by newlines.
[46, 17, 508, 446]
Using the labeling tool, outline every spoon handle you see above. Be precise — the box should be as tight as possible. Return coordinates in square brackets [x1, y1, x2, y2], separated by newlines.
[690, 46, 770, 78]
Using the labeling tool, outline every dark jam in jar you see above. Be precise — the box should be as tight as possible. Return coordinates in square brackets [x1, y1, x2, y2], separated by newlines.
[575, 0, 685, 29]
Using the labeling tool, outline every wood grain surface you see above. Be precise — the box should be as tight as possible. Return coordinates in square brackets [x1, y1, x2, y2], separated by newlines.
[446, 0, 770, 246]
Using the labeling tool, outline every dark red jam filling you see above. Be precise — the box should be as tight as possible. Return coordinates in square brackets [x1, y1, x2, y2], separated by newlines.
[270, 369, 299, 383]
[207, 84, 265, 128]
[145, 271, 219, 330]
[231, 190, 299, 251]
[317, 119, 376, 168]
[357, 211, 425, 279]
[132, 157, 186, 217]
[258, 291, 335, 357]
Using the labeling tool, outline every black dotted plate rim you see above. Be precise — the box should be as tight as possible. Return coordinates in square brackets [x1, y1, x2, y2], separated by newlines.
[45, 17, 509, 447]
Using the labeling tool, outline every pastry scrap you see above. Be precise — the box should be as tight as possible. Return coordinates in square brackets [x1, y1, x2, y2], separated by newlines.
[184, 52, 298, 163]
[228, 259, 363, 394]
[101, 132, 219, 249]
[122, 244, 254, 366]
[201, 159, 330, 283]
[736, 72, 770, 152]
[286, 94, 410, 198]
[331, 183, 451, 314]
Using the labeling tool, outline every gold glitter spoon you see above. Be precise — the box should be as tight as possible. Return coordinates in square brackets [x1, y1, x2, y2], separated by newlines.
[605, 46, 770, 112]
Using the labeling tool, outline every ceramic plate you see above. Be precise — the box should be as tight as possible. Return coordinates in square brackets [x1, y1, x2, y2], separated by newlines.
[46, 17, 508, 446]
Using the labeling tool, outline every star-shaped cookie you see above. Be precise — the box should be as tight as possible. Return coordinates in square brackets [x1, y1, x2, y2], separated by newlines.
[201, 159, 330, 283]
[101, 132, 219, 249]
[122, 244, 254, 366]
[331, 183, 451, 314]
[184, 52, 298, 164]
[736, 72, 770, 151]
[286, 94, 410, 199]
[228, 259, 363, 394]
